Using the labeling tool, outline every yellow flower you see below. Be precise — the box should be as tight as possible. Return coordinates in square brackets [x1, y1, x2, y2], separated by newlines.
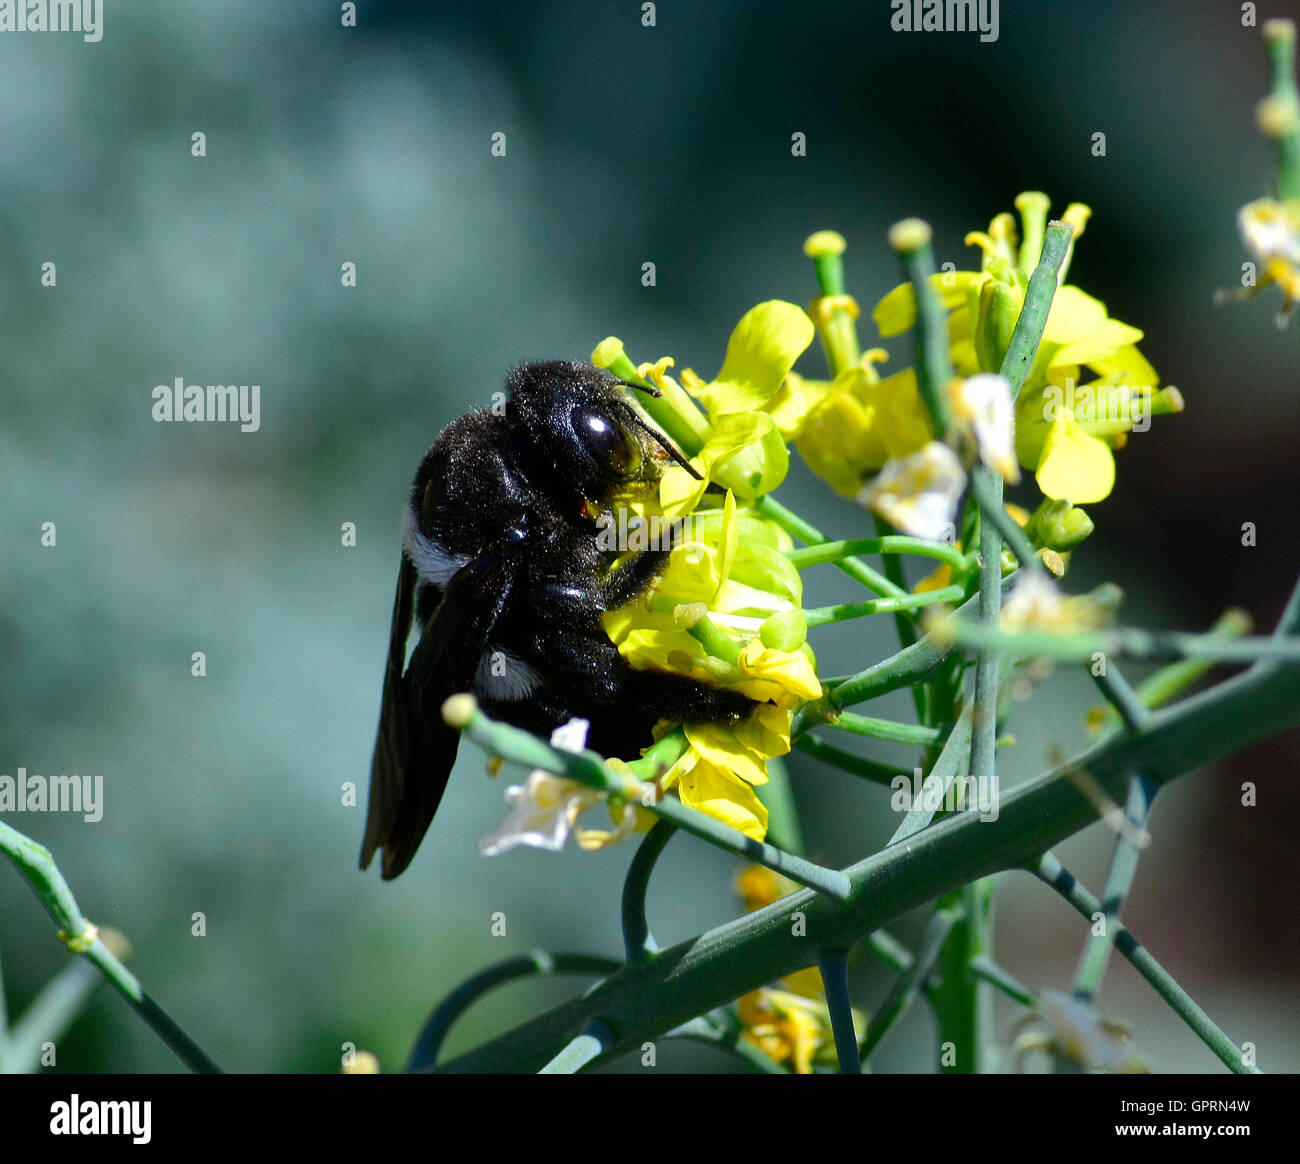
[605, 301, 815, 515]
[870, 194, 1182, 505]
[738, 988, 833, 1074]
[598, 491, 817, 841]
[791, 355, 932, 497]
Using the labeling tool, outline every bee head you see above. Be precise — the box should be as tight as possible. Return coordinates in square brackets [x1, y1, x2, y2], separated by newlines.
[505, 361, 698, 498]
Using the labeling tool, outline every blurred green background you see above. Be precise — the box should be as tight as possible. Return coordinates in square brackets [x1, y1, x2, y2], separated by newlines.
[1, 0, 1297, 1073]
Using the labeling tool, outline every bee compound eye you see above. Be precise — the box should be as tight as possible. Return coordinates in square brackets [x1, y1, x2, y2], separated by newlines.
[571, 405, 640, 475]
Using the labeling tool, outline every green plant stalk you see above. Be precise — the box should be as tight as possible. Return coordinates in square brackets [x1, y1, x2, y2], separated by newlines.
[935, 889, 990, 1073]
[938, 623, 1300, 665]
[968, 469, 1042, 575]
[815, 949, 861, 1073]
[436, 638, 1300, 1072]
[407, 952, 621, 1071]
[874, 515, 923, 698]
[888, 704, 974, 845]
[756, 494, 907, 603]
[0, 820, 222, 1074]
[622, 821, 677, 961]
[1265, 18, 1300, 200]
[539, 1021, 613, 1074]
[794, 734, 913, 787]
[828, 712, 943, 746]
[804, 585, 965, 627]
[3, 958, 100, 1074]
[1033, 854, 1260, 1074]
[1071, 771, 1157, 1002]
[1001, 221, 1073, 401]
[456, 705, 852, 900]
[1091, 662, 1152, 733]
[808, 237, 862, 375]
[861, 907, 954, 1061]
[793, 574, 1018, 735]
[894, 224, 953, 436]
[785, 534, 967, 573]
[1125, 609, 1253, 713]
[969, 955, 1036, 1007]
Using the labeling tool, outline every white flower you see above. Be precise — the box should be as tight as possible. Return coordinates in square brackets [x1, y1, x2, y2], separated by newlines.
[477, 769, 601, 856]
[478, 718, 598, 856]
[857, 441, 966, 542]
[951, 373, 1020, 483]
[1000, 571, 1067, 630]
[1238, 198, 1300, 267]
[1001, 572, 1109, 634]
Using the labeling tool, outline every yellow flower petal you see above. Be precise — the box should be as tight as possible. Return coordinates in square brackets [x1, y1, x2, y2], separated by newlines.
[1035, 413, 1115, 504]
[694, 301, 815, 413]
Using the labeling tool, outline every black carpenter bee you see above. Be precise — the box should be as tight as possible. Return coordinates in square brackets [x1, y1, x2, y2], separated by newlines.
[360, 361, 755, 879]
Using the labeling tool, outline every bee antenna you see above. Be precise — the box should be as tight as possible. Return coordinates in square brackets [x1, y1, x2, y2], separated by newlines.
[615, 378, 662, 398]
[620, 407, 704, 481]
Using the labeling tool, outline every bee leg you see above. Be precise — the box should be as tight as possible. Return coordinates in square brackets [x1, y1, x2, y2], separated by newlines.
[619, 666, 755, 727]
[600, 547, 670, 609]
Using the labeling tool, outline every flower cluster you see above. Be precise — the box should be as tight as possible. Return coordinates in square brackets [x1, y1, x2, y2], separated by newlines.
[590, 306, 826, 841]
[782, 198, 1183, 529]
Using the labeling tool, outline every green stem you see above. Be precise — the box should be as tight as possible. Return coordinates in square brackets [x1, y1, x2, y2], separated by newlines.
[793, 575, 1018, 735]
[1264, 18, 1300, 200]
[4, 959, 101, 1074]
[806, 231, 862, 375]
[408, 951, 622, 1071]
[861, 908, 954, 1061]
[1091, 663, 1152, 733]
[1070, 771, 1157, 1002]
[890, 219, 952, 436]
[455, 703, 852, 901]
[436, 637, 1300, 1073]
[942, 624, 1300, 665]
[538, 1020, 613, 1074]
[934, 888, 988, 1073]
[829, 713, 943, 746]
[805, 585, 966, 628]
[969, 955, 1036, 1007]
[785, 535, 967, 573]
[874, 516, 923, 690]
[887, 704, 975, 845]
[815, 949, 861, 1074]
[968, 469, 1041, 574]
[1001, 221, 1074, 401]
[794, 735, 912, 788]
[622, 822, 677, 962]
[756, 494, 906, 601]
[1033, 854, 1260, 1073]
[0, 820, 222, 1074]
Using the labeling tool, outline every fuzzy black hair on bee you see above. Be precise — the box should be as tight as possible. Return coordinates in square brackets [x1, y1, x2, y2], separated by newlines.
[361, 362, 754, 879]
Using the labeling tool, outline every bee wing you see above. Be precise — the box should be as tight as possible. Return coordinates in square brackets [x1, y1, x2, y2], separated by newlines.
[361, 532, 525, 879]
